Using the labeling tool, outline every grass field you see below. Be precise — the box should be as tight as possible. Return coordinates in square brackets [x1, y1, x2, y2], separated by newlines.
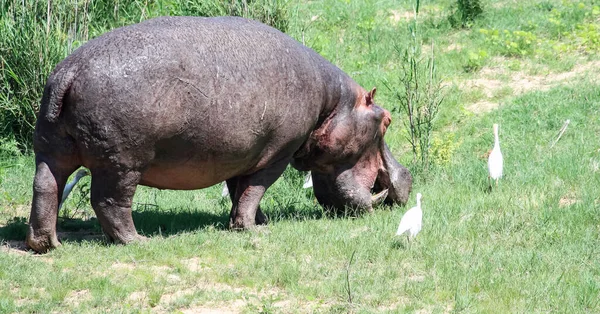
[1, 0, 600, 312]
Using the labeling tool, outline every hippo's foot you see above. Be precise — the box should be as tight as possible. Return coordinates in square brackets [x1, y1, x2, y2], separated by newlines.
[229, 217, 255, 230]
[26, 228, 61, 253]
[229, 205, 273, 229]
[103, 229, 148, 245]
[229, 210, 268, 229]
[228, 160, 287, 230]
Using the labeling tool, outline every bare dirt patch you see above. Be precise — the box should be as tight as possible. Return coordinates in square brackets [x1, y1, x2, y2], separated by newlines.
[466, 100, 502, 115]
[378, 298, 410, 312]
[151, 265, 173, 272]
[1, 241, 56, 264]
[389, 9, 415, 24]
[128, 291, 148, 303]
[182, 257, 209, 272]
[409, 274, 425, 282]
[105, 259, 331, 313]
[416, 306, 434, 314]
[1, 240, 29, 255]
[166, 274, 182, 284]
[388, 5, 441, 25]
[462, 59, 600, 114]
[181, 299, 245, 314]
[446, 43, 462, 52]
[159, 281, 325, 313]
[159, 287, 195, 305]
[559, 193, 579, 208]
[111, 262, 136, 271]
[63, 289, 92, 306]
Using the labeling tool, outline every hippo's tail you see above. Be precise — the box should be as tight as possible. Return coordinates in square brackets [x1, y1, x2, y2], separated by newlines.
[39, 67, 77, 123]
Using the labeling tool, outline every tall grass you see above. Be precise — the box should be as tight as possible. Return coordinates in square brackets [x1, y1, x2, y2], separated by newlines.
[0, 0, 289, 150]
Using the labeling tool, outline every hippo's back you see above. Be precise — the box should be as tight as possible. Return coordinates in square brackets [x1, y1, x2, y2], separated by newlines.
[42, 16, 348, 189]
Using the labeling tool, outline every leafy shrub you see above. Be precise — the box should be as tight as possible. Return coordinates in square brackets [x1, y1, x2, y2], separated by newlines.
[449, 0, 483, 28]
[0, 1, 75, 149]
[479, 28, 539, 57]
[0, 136, 22, 157]
[572, 23, 600, 52]
[431, 133, 460, 166]
[463, 49, 488, 73]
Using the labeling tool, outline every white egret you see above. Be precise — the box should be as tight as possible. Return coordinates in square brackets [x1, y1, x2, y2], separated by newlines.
[488, 123, 503, 187]
[221, 182, 230, 197]
[221, 172, 313, 198]
[396, 193, 422, 239]
[59, 168, 89, 210]
[302, 172, 313, 189]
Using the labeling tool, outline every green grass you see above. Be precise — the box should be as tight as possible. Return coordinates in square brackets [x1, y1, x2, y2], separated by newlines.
[2, 0, 600, 312]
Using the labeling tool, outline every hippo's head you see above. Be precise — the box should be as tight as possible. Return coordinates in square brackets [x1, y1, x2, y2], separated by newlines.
[292, 87, 412, 213]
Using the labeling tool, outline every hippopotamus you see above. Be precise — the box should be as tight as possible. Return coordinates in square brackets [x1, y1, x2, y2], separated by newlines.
[27, 16, 412, 253]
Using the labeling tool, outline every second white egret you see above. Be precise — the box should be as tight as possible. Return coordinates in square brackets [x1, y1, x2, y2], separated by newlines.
[396, 192, 423, 239]
[488, 123, 503, 187]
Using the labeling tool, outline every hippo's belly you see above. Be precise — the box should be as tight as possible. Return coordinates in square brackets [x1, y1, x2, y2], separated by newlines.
[139, 161, 238, 190]
[138, 136, 267, 190]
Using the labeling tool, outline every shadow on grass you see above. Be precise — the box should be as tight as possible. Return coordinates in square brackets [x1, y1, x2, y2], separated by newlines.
[132, 205, 230, 236]
[263, 202, 325, 223]
[0, 200, 328, 248]
[391, 238, 408, 250]
[0, 206, 230, 248]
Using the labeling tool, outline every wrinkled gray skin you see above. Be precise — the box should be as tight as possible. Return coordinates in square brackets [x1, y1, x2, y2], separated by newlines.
[28, 16, 412, 253]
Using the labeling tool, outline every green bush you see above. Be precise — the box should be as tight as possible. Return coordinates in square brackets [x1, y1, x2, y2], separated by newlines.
[430, 133, 460, 166]
[0, 1, 76, 150]
[463, 49, 488, 73]
[449, 0, 483, 28]
[479, 28, 539, 57]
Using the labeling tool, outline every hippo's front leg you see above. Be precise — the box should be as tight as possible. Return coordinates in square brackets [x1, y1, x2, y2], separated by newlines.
[226, 178, 268, 225]
[228, 159, 288, 229]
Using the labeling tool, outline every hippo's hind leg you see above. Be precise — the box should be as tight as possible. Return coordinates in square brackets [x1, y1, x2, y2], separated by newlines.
[27, 154, 79, 253]
[228, 159, 288, 229]
[226, 178, 268, 226]
[89, 168, 145, 244]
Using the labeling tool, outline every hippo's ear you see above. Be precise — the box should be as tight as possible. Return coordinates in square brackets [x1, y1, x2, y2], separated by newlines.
[365, 87, 377, 106]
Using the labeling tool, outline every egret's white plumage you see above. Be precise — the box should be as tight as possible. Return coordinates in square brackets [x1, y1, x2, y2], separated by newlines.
[221, 182, 230, 197]
[396, 193, 422, 238]
[302, 172, 313, 189]
[221, 172, 313, 198]
[59, 169, 89, 210]
[488, 123, 503, 185]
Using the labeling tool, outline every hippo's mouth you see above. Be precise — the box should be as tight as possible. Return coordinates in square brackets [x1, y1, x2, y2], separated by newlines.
[300, 142, 412, 213]
[376, 142, 413, 206]
[371, 176, 389, 206]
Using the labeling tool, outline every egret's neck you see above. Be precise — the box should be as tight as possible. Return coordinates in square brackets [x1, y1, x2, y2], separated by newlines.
[494, 130, 500, 148]
[416, 197, 421, 208]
